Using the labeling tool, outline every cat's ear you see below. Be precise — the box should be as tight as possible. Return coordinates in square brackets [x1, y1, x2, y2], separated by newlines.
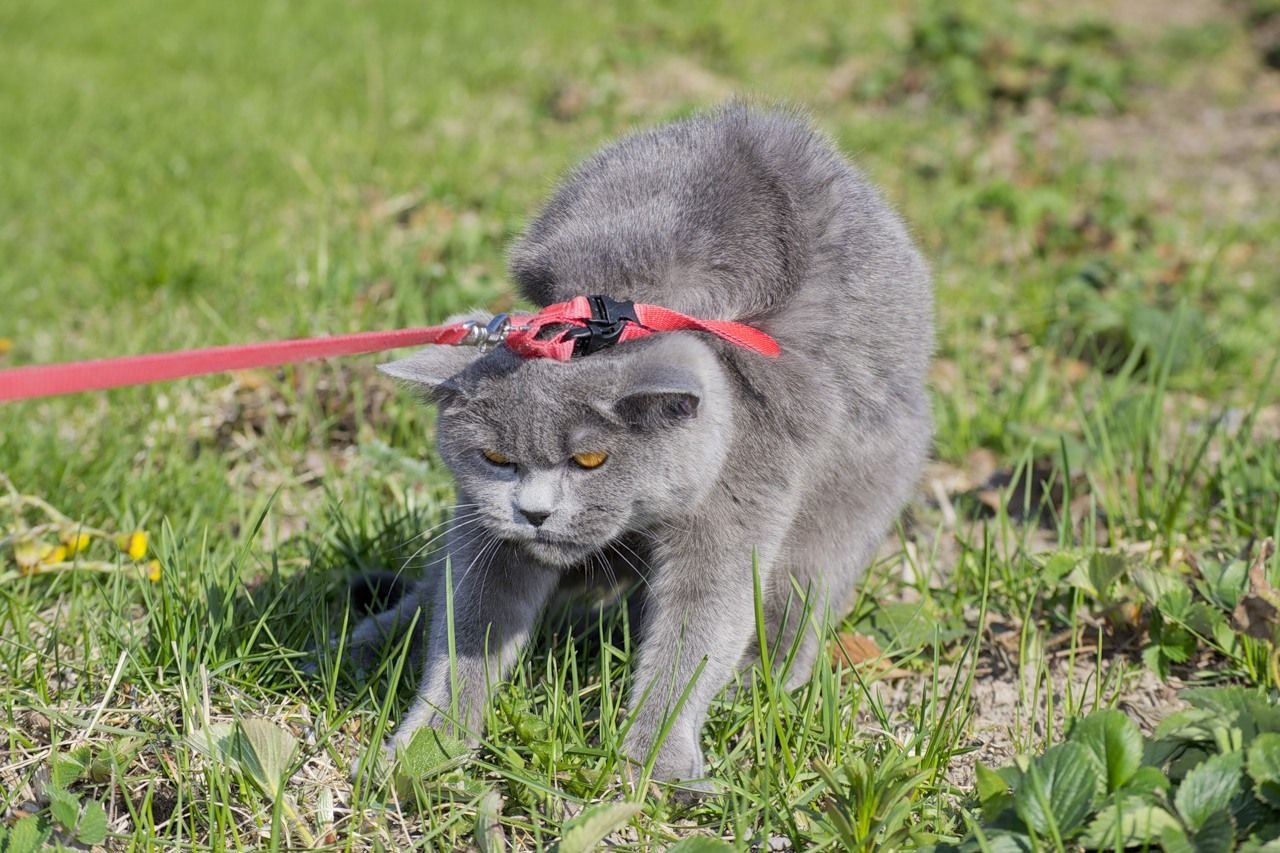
[378, 346, 481, 403]
[378, 310, 492, 402]
[611, 366, 702, 430]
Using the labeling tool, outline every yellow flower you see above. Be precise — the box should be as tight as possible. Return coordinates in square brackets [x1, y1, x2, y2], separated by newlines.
[146, 560, 162, 582]
[117, 531, 148, 561]
[12, 540, 65, 573]
[0, 337, 11, 356]
[13, 540, 43, 572]
[60, 531, 92, 555]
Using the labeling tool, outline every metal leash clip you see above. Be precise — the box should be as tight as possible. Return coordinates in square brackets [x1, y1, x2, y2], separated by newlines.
[458, 313, 514, 352]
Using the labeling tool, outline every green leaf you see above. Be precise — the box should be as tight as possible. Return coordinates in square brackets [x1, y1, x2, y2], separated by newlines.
[1087, 552, 1129, 599]
[1193, 809, 1236, 853]
[1127, 765, 1172, 795]
[1249, 733, 1280, 808]
[976, 761, 1011, 802]
[232, 718, 300, 800]
[1013, 741, 1099, 837]
[1174, 751, 1244, 831]
[1182, 687, 1280, 735]
[76, 799, 108, 846]
[976, 761, 1014, 821]
[5, 816, 46, 853]
[1156, 623, 1197, 664]
[187, 718, 300, 802]
[1068, 709, 1145, 794]
[1042, 551, 1084, 585]
[1079, 800, 1181, 849]
[1161, 823, 1195, 853]
[964, 831, 1034, 852]
[667, 839, 736, 852]
[864, 600, 964, 650]
[396, 726, 470, 781]
[558, 801, 643, 853]
[50, 746, 92, 790]
[48, 788, 81, 831]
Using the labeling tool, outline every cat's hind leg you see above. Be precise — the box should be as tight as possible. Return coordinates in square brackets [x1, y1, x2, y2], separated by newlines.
[749, 424, 927, 691]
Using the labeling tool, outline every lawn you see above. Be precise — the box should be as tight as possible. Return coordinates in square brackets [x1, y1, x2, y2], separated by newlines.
[1, 0, 1278, 849]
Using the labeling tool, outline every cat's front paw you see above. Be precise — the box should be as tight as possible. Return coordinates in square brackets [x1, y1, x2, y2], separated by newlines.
[621, 727, 708, 786]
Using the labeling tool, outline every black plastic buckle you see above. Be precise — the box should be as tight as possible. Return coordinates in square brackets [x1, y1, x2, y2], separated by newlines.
[562, 295, 640, 358]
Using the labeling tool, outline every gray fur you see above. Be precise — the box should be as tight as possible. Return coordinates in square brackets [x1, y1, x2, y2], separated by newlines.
[356, 104, 933, 785]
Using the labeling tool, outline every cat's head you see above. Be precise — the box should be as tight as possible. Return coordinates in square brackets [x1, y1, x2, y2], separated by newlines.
[380, 331, 730, 567]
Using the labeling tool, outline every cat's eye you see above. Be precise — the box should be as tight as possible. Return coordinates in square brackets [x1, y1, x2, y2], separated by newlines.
[572, 450, 608, 470]
[482, 449, 513, 466]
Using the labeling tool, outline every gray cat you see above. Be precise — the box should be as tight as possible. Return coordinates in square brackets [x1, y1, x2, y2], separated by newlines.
[353, 104, 933, 785]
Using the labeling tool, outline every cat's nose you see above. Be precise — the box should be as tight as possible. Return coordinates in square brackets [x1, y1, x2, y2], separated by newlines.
[520, 509, 550, 528]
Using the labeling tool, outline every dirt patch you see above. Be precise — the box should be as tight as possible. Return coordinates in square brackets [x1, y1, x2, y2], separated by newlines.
[859, 653, 1186, 790]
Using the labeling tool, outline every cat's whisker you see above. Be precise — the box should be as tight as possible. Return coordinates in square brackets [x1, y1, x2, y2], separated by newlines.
[397, 506, 483, 549]
[608, 540, 655, 598]
[397, 514, 490, 573]
[457, 535, 502, 602]
[472, 537, 504, 614]
[456, 532, 501, 588]
[590, 549, 618, 591]
[407, 513, 488, 559]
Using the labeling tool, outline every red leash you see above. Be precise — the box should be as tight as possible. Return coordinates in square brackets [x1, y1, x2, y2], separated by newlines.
[0, 296, 779, 402]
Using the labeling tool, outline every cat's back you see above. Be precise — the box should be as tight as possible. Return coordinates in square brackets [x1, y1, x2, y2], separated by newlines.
[508, 105, 932, 381]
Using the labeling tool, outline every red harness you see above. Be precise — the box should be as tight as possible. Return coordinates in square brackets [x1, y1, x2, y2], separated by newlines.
[0, 296, 778, 402]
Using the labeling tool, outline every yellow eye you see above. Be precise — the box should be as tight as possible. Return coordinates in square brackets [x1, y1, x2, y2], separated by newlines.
[482, 449, 512, 466]
[572, 450, 608, 470]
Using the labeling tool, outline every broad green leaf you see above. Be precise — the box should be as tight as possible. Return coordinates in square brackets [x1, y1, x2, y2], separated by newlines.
[188, 718, 299, 802]
[89, 737, 142, 783]
[51, 746, 92, 789]
[1193, 809, 1236, 853]
[1042, 551, 1084, 585]
[1154, 707, 1219, 741]
[1250, 732, 1280, 809]
[396, 727, 470, 780]
[1068, 709, 1144, 794]
[558, 801, 643, 853]
[976, 761, 1014, 820]
[48, 788, 81, 830]
[76, 799, 109, 846]
[1156, 624, 1197, 664]
[5, 816, 46, 853]
[864, 601, 964, 650]
[232, 718, 300, 800]
[667, 838, 736, 852]
[963, 831, 1034, 852]
[1126, 765, 1171, 795]
[1079, 800, 1180, 849]
[976, 762, 1010, 803]
[1013, 741, 1098, 837]
[1174, 751, 1244, 831]
[186, 721, 238, 765]
[1161, 823, 1195, 853]
[1132, 565, 1183, 604]
[1087, 552, 1129, 598]
[1182, 688, 1280, 736]
[1158, 585, 1193, 619]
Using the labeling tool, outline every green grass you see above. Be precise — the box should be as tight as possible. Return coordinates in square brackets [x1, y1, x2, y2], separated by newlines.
[2, 0, 1279, 849]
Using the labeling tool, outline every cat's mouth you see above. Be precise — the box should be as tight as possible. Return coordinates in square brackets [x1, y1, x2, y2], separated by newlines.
[520, 531, 599, 565]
